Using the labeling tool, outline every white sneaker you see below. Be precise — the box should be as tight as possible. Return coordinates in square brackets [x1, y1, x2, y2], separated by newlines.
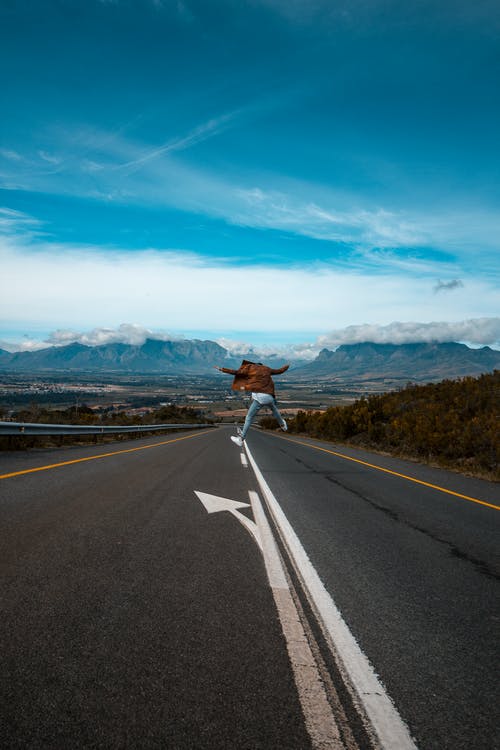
[280, 419, 288, 431]
[237, 427, 243, 437]
[231, 435, 243, 447]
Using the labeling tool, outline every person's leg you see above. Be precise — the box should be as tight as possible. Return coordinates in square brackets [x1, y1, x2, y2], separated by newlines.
[241, 398, 261, 439]
[270, 400, 287, 430]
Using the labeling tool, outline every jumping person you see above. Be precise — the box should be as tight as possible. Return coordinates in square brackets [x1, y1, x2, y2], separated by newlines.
[215, 359, 290, 446]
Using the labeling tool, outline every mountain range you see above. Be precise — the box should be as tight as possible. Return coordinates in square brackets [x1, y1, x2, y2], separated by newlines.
[0, 339, 499, 382]
[294, 342, 500, 382]
[0, 339, 231, 374]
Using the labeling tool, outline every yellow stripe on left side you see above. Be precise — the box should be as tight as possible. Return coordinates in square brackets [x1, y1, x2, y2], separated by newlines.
[0, 430, 212, 480]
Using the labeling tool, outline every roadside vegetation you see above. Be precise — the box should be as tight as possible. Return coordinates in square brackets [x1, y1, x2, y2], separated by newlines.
[262, 371, 499, 480]
[0, 403, 208, 450]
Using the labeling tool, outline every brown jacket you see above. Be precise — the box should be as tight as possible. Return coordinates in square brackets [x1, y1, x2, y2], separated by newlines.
[219, 360, 289, 396]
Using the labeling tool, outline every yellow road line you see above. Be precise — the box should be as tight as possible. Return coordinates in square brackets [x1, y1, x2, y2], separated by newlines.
[277, 435, 499, 511]
[0, 430, 212, 480]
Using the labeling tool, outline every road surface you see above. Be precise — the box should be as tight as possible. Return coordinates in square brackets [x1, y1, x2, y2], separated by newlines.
[1, 426, 498, 749]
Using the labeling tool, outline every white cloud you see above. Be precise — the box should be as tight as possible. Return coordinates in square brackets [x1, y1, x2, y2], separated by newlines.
[0, 337, 49, 353]
[316, 318, 500, 349]
[1, 230, 499, 352]
[0, 243, 428, 331]
[46, 324, 183, 347]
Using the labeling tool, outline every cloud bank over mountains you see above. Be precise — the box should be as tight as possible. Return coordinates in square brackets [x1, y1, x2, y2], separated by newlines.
[316, 318, 500, 350]
[2, 318, 499, 359]
[47, 324, 183, 349]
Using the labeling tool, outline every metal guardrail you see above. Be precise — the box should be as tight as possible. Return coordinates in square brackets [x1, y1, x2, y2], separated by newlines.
[0, 421, 215, 436]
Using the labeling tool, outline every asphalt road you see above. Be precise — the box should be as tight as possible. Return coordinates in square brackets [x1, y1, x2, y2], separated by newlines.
[1, 426, 499, 749]
[247, 429, 500, 750]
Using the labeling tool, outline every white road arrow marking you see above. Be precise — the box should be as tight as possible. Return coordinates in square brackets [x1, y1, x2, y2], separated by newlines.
[194, 490, 262, 551]
[195, 486, 344, 748]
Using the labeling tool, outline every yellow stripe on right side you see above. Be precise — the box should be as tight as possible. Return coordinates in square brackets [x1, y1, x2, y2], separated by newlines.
[279, 436, 500, 511]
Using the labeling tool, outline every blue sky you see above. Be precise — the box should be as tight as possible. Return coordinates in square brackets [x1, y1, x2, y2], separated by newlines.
[1, 0, 499, 357]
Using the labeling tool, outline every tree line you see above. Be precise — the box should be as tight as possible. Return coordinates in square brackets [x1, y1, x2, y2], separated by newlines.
[264, 371, 499, 479]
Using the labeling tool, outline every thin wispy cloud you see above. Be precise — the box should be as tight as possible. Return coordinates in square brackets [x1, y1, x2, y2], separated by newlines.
[38, 150, 62, 165]
[0, 207, 43, 240]
[234, 189, 427, 249]
[0, 149, 24, 162]
[3, 127, 499, 274]
[116, 111, 239, 173]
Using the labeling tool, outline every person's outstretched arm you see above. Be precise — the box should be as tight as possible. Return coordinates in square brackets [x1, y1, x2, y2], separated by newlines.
[269, 364, 290, 375]
[214, 365, 237, 375]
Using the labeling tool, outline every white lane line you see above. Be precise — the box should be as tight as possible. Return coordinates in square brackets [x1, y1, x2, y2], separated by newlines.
[245, 444, 418, 750]
[248, 490, 345, 750]
[240, 452, 248, 467]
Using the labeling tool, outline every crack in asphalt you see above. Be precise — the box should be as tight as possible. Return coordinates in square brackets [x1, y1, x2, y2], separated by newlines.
[289, 452, 499, 581]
